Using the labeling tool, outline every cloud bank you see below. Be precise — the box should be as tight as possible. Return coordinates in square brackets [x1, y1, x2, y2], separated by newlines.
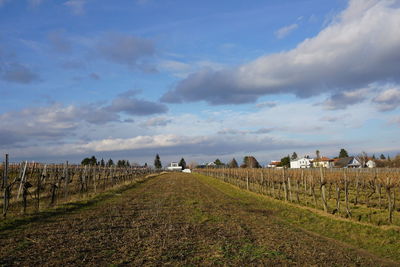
[162, 0, 400, 105]
[0, 92, 168, 147]
[372, 88, 400, 111]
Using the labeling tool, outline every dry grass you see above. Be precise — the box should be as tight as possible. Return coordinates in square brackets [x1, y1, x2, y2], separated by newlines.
[0, 172, 397, 266]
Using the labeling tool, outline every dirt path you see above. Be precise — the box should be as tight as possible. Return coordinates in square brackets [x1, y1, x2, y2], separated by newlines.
[0, 173, 396, 266]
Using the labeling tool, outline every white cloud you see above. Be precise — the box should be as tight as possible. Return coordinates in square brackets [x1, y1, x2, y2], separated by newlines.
[275, 23, 298, 39]
[107, 90, 168, 115]
[163, 0, 400, 105]
[372, 88, 400, 111]
[159, 59, 226, 78]
[3, 92, 394, 162]
[0, 92, 168, 148]
[142, 117, 172, 127]
[321, 88, 370, 110]
[81, 134, 201, 152]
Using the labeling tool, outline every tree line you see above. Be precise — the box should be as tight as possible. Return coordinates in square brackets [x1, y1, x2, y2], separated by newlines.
[81, 156, 146, 168]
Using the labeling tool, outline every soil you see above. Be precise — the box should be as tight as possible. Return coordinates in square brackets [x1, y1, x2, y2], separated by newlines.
[0, 173, 396, 266]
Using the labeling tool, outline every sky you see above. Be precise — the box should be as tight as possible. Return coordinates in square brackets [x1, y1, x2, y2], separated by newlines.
[0, 0, 400, 166]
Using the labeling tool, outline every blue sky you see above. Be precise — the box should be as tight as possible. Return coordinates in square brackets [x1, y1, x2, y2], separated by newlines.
[0, 0, 399, 165]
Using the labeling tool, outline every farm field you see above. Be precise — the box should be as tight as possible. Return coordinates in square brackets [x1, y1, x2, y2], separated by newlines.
[1, 172, 399, 266]
[197, 168, 400, 226]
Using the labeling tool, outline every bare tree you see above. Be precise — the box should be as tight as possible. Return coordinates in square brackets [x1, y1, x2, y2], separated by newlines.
[358, 151, 368, 167]
[188, 161, 198, 169]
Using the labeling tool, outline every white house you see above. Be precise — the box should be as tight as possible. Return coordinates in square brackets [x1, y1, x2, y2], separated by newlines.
[366, 159, 376, 168]
[207, 162, 217, 167]
[334, 157, 362, 168]
[290, 157, 313, 168]
[167, 162, 182, 171]
[312, 157, 334, 168]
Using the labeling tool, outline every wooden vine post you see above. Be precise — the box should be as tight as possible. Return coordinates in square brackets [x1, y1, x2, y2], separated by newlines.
[246, 170, 249, 191]
[283, 168, 288, 202]
[63, 161, 70, 200]
[296, 170, 302, 203]
[17, 161, 28, 200]
[22, 162, 36, 214]
[310, 173, 317, 208]
[355, 170, 360, 205]
[320, 167, 328, 213]
[260, 170, 264, 194]
[386, 176, 394, 224]
[3, 154, 9, 218]
[343, 169, 352, 218]
[287, 172, 292, 202]
[335, 173, 341, 215]
[37, 164, 46, 212]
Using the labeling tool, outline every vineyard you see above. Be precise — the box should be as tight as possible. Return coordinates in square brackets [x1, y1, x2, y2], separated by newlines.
[1, 155, 154, 219]
[195, 167, 400, 226]
[2, 172, 398, 265]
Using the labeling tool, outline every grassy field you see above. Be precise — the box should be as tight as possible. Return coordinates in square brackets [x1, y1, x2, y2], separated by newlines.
[0, 172, 398, 266]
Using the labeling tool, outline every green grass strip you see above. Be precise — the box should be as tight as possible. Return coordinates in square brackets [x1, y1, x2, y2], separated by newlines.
[195, 173, 400, 262]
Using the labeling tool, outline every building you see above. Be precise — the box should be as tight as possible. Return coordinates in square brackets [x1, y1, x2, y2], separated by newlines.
[207, 162, 217, 167]
[334, 157, 362, 168]
[167, 162, 182, 171]
[266, 161, 280, 168]
[366, 159, 377, 168]
[290, 157, 313, 168]
[312, 157, 334, 168]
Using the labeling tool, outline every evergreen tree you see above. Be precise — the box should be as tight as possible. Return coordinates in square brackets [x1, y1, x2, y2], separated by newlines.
[280, 155, 291, 167]
[81, 157, 91, 165]
[291, 152, 298, 160]
[90, 156, 97, 165]
[81, 155, 97, 166]
[179, 158, 187, 169]
[107, 158, 114, 166]
[214, 158, 224, 166]
[228, 158, 239, 168]
[316, 150, 321, 159]
[380, 154, 386, 160]
[154, 154, 162, 169]
[339, 148, 349, 158]
[242, 156, 261, 168]
[100, 158, 105, 167]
